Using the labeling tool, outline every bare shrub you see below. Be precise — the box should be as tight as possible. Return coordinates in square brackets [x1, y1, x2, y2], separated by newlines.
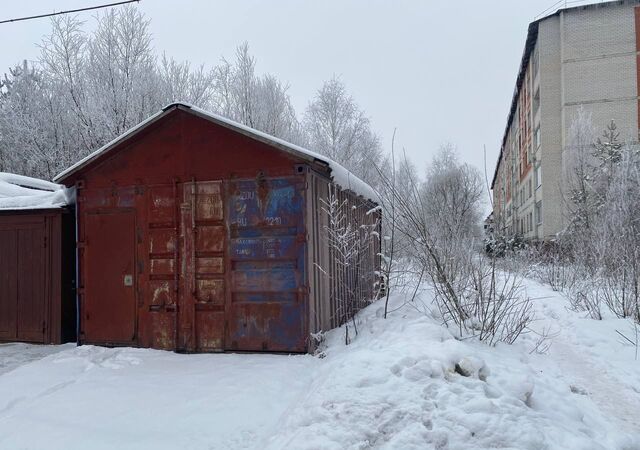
[467, 255, 533, 345]
[375, 146, 534, 345]
[320, 185, 380, 344]
[530, 249, 579, 292]
[599, 268, 639, 320]
[565, 278, 603, 320]
[616, 321, 639, 360]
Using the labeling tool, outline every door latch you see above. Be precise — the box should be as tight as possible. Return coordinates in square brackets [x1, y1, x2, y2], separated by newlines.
[124, 274, 133, 286]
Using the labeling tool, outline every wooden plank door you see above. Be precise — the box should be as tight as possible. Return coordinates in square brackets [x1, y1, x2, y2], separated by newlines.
[0, 229, 18, 341]
[16, 227, 46, 342]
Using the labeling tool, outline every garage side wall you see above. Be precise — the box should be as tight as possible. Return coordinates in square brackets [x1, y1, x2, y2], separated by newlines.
[307, 170, 381, 346]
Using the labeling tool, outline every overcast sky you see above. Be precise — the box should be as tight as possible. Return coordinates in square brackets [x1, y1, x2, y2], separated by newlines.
[0, 0, 575, 179]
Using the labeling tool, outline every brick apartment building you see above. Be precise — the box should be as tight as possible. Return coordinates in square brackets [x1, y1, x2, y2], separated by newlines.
[491, 0, 640, 240]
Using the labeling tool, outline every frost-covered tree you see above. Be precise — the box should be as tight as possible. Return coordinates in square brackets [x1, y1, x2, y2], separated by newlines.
[590, 141, 640, 317]
[303, 77, 383, 188]
[86, 6, 158, 137]
[421, 144, 483, 244]
[565, 114, 625, 236]
[254, 74, 301, 142]
[0, 61, 62, 178]
[564, 107, 597, 234]
[0, 7, 382, 185]
[157, 54, 216, 108]
[592, 120, 623, 195]
[0, 13, 309, 178]
[210, 43, 302, 144]
[0, 7, 161, 177]
[39, 14, 96, 152]
[553, 113, 640, 323]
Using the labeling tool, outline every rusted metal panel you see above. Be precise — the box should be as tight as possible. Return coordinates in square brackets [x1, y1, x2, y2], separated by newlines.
[0, 210, 75, 344]
[178, 180, 225, 352]
[144, 183, 178, 350]
[226, 177, 307, 352]
[83, 210, 137, 344]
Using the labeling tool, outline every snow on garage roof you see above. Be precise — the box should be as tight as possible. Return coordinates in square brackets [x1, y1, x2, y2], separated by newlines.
[54, 102, 380, 204]
[0, 172, 73, 210]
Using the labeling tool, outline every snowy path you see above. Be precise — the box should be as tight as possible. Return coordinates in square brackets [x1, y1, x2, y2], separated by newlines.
[551, 336, 640, 432]
[531, 282, 640, 434]
[0, 342, 73, 375]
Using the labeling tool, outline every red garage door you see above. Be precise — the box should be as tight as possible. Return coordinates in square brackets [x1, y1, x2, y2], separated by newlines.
[0, 220, 46, 343]
[83, 211, 137, 345]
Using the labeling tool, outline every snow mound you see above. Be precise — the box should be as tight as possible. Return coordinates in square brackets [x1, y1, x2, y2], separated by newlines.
[0, 172, 73, 210]
[264, 290, 640, 450]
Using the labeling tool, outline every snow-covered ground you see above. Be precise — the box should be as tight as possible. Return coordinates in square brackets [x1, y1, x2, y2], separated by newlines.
[0, 342, 74, 375]
[0, 278, 638, 450]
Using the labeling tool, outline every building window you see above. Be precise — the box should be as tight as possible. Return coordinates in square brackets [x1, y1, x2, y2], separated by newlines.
[535, 165, 542, 188]
[529, 212, 533, 232]
[528, 179, 532, 198]
[535, 201, 542, 224]
[533, 88, 540, 118]
[534, 126, 541, 149]
[532, 45, 539, 77]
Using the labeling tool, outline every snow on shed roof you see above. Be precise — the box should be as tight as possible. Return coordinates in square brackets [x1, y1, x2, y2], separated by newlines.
[54, 102, 380, 203]
[0, 172, 73, 210]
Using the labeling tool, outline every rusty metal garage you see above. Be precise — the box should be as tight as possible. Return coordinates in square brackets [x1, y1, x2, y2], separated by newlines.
[54, 102, 380, 353]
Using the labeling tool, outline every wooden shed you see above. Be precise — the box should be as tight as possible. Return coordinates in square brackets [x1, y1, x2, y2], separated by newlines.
[54, 103, 380, 353]
[0, 174, 76, 344]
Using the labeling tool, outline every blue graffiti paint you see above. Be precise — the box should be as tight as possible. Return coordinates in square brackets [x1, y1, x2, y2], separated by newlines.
[228, 177, 307, 350]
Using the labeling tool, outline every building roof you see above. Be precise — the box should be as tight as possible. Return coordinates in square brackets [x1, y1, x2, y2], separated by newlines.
[54, 102, 380, 203]
[490, 0, 640, 189]
[0, 172, 73, 210]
